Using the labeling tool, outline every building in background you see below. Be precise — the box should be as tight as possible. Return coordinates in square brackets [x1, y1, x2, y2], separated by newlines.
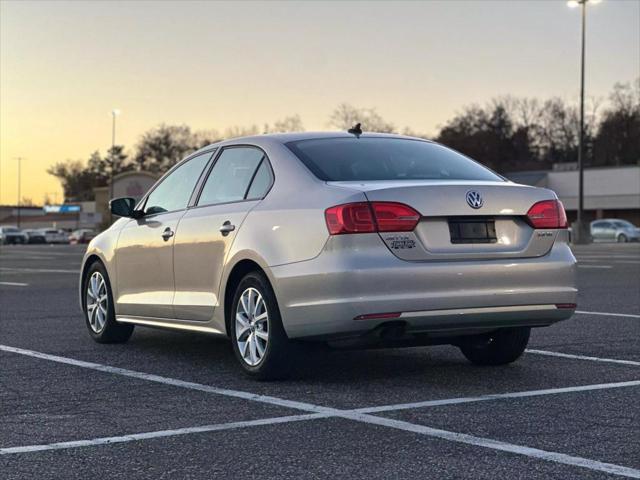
[94, 171, 159, 228]
[0, 171, 158, 231]
[0, 202, 101, 230]
[508, 165, 640, 224]
[3, 167, 637, 230]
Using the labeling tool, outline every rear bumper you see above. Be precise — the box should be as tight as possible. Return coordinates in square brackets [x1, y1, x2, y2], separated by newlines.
[271, 233, 577, 339]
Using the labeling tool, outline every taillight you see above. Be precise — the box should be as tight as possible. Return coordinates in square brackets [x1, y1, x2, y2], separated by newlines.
[371, 202, 421, 232]
[325, 202, 376, 235]
[325, 201, 420, 235]
[526, 200, 568, 229]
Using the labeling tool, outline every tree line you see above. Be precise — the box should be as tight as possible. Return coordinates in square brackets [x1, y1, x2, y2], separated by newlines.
[49, 79, 638, 202]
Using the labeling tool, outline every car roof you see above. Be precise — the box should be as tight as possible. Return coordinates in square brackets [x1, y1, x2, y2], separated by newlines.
[192, 131, 432, 155]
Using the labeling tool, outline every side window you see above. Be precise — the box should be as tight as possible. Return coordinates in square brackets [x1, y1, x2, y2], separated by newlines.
[198, 147, 265, 205]
[144, 152, 211, 215]
[246, 160, 273, 199]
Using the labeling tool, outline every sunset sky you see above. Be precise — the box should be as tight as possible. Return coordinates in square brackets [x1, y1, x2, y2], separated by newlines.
[1, 0, 638, 205]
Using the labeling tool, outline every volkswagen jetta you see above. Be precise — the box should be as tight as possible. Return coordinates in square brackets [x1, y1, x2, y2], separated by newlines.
[80, 131, 577, 379]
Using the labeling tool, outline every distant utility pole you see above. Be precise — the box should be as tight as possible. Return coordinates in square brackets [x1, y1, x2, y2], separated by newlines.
[14, 157, 25, 228]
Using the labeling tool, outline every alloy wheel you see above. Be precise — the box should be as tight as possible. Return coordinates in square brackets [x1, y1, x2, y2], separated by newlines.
[235, 287, 269, 366]
[86, 272, 108, 333]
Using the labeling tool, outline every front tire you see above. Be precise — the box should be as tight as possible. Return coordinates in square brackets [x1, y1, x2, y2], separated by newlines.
[230, 271, 293, 380]
[83, 262, 134, 343]
[459, 327, 530, 366]
[618, 234, 628, 243]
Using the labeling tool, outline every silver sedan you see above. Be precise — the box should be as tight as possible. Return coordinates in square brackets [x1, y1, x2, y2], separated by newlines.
[80, 131, 577, 379]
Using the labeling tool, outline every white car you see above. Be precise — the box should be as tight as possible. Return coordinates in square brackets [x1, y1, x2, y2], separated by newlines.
[40, 229, 70, 244]
[0, 226, 28, 244]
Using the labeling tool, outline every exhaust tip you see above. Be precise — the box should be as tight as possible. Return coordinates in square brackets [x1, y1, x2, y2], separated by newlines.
[555, 303, 577, 310]
[354, 312, 402, 321]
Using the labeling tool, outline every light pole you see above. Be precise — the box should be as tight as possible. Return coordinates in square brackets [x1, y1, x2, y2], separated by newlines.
[568, 0, 601, 244]
[109, 109, 121, 223]
[13, 157, 25, 228]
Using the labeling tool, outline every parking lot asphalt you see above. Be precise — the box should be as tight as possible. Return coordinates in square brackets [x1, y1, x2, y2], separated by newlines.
[1, 243, 638, 479]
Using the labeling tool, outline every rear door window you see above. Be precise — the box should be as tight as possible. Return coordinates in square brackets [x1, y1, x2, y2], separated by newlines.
[246, 160, 273, 200]
[197, 147, 269, 205]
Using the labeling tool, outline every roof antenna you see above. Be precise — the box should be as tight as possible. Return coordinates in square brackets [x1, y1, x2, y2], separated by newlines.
[348, 122, 362, 137]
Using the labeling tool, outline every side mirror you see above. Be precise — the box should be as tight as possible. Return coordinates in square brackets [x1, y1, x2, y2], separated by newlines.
[110, 197, 141, 218]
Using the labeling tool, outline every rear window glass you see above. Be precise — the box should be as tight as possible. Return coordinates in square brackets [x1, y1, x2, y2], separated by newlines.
[286, 137, 502, 182]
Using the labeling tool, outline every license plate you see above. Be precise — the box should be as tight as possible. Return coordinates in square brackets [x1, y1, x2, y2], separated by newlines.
[448, 218, 497, 244]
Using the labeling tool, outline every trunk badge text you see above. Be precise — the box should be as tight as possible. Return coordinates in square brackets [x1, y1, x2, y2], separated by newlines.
[386, 235, 416, 249]
[466, 191, 484, 209]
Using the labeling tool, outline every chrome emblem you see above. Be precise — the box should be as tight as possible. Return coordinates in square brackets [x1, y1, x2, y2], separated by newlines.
[466, 191, 483, 209]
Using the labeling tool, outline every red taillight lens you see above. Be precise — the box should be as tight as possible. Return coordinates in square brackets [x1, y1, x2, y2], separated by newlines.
[371, 202, 421, 232]
[526, 200, 568, 229]
[325, 202, 376, 235]
[325, 201, 420, 235]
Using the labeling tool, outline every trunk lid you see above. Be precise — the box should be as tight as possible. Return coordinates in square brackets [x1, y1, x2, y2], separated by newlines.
[328, 180, 560, 261]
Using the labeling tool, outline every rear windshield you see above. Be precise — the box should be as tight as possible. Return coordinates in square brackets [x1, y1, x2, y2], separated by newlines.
[286, 137, 503, 182]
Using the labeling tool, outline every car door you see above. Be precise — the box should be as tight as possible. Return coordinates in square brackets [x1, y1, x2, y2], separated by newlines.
[115, 151, 212, 319]
[591, 221, 605, 241]
[600, 221, 616, 241]
[172, 146, 274, 321]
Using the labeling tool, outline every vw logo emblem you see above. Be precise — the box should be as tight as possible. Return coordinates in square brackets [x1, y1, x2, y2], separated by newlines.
[466, 190, 483, 209]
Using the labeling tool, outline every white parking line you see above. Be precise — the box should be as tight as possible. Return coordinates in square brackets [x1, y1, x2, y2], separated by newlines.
[576, 255, 640, 258]
[578, 260, 640, 265]
[3, 344, 640, 477]
[575, 310, 640, 319]
[0, 413, 327, 455]
[355, 380, 640, 413]
[577, 265, 612, 269]
[0, 267, 79, 274]
[0, 345, 337, 415]
[526, 349, 640, 366]
[0, 282, 28, 287]
[345, 413, 640, 479]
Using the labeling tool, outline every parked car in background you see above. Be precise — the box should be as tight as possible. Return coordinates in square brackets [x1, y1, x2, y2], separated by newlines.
[590, 219, 640, 243]
[69, 229, 97, 244]
[23, 229, 47, 244]
[0, 226, 27, 244]
[40, 228, 70, 244]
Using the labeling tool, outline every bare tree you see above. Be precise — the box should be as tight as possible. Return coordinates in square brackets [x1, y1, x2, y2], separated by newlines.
[134, 124, 201, 173]
[265, 114, 305, 133]
[329, 103, 395, 133]
[223, 125, 260, 139]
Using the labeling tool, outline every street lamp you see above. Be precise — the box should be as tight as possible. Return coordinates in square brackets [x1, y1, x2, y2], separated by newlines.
[109, 109, 121, 223]
[567, 0, 601, 244]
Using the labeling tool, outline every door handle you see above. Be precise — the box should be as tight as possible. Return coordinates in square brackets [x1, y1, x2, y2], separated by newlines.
[161, 228, 174, 241]
[219, 221, 236, 236]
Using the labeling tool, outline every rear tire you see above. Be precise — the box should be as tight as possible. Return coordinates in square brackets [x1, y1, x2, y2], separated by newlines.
[459, 327, 530, 366]
[230, 271, 294, 380]
[83, 261, 134, 343]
